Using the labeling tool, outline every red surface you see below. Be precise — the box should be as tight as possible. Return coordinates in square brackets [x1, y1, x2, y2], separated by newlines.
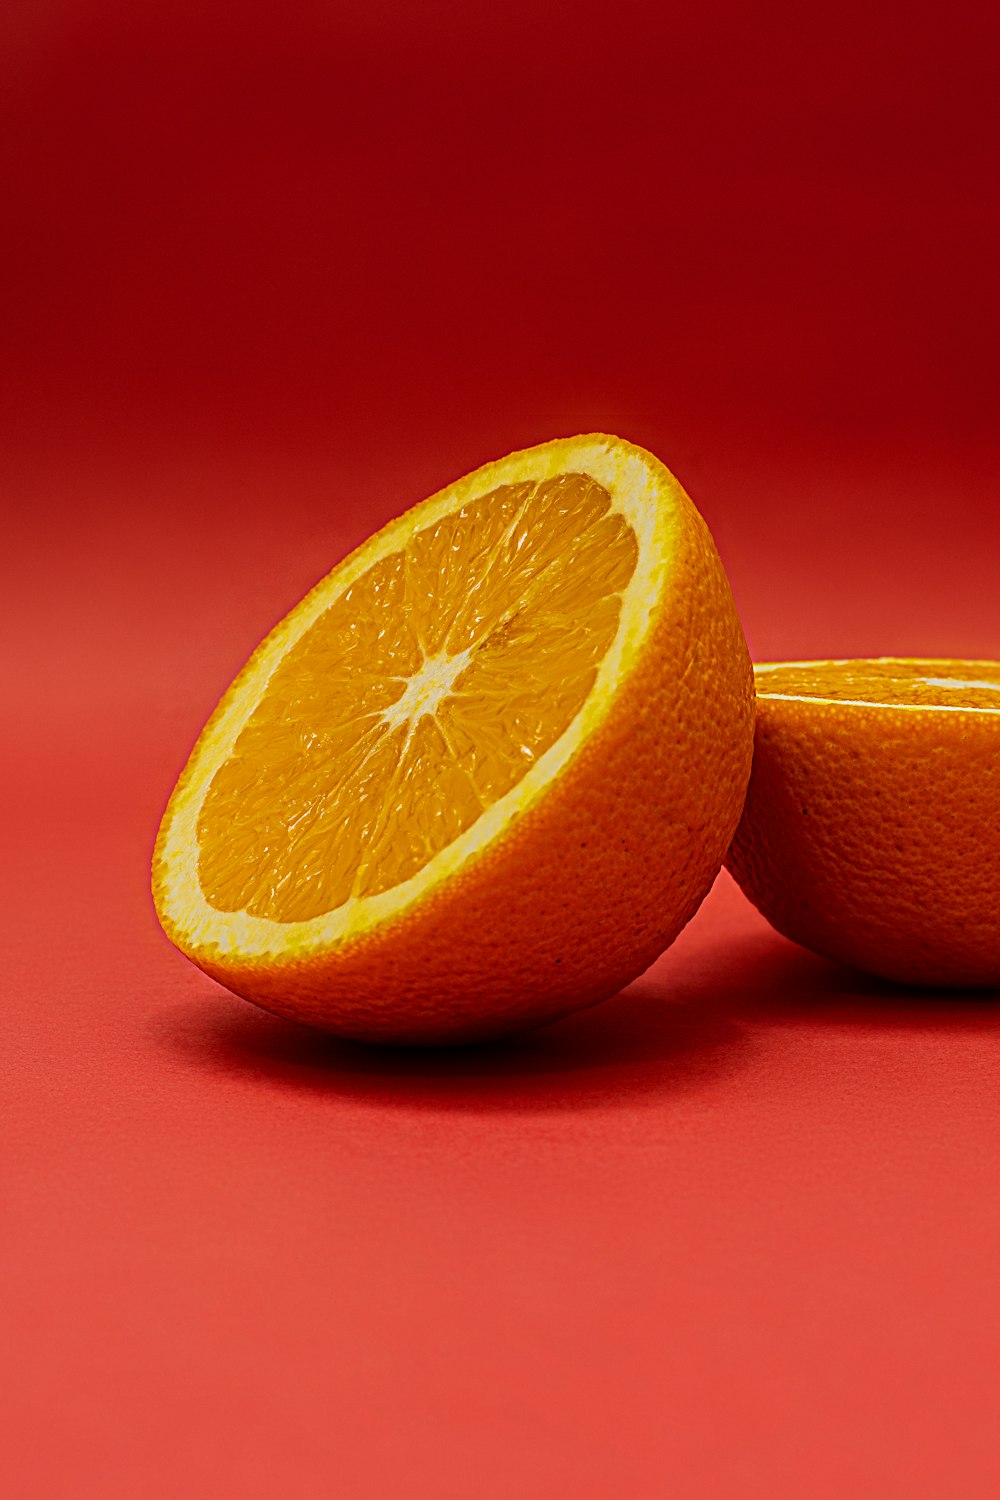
[5, 2, 1000, 1495]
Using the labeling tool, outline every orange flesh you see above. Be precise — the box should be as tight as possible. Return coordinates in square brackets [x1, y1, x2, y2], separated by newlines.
[756, 659, 1000, 712]
[197, 473, 639, 922]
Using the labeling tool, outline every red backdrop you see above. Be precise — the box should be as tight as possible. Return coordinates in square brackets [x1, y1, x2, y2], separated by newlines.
[5, 2, 1000, 1495]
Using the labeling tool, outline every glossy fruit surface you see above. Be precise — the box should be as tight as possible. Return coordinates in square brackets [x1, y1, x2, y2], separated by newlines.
[154, 434, 753, 1041]
[727, 658, 1000, 987]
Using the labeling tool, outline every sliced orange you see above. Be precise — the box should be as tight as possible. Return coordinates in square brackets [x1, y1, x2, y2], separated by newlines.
[727, 658, 1000, 988]
[153, 434, 753, 1042]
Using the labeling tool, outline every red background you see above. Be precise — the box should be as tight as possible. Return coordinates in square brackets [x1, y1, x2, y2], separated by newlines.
[5, 2, 1000, 1495]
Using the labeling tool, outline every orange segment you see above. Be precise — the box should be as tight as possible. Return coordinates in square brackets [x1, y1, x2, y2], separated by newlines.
[153, 435, 754, 1043]
[727, 657, 1000, 988]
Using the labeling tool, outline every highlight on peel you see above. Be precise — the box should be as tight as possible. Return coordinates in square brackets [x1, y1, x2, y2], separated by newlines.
[153, 434, 754, 1043]
[727, 657, 1000, 989]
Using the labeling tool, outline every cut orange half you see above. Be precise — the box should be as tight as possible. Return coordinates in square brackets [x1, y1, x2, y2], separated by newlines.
[727, 657, 1000, 988]
[153, 434, 754, 1042]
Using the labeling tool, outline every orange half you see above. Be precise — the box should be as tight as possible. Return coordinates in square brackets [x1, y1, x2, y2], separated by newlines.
[727, 657, 1000, 987]
[153, 434, 754, 1041]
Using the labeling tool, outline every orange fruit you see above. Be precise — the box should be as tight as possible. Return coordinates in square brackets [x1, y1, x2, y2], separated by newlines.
[153, 434, 753, 1042]
[727, 657, 1000, 988]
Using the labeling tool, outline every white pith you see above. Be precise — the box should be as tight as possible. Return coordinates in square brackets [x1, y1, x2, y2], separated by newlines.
[380, 649, 475, 730]
[920, 677, 1000, 694]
